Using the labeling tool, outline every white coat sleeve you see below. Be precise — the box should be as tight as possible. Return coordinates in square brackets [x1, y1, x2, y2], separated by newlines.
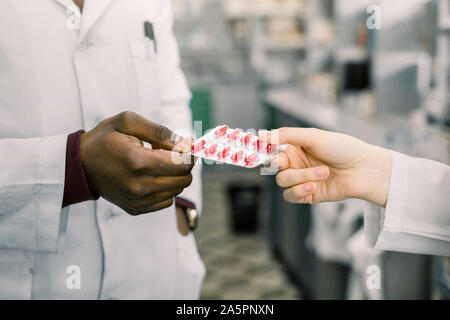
[152, 0, 202, 213]
[0, 135, 68, 252]
[365, 151, 450, 257]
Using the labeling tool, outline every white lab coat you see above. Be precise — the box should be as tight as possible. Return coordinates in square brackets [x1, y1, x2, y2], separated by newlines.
[365, 151, 450, 257]
[306, 199, 366, 263]
[0, 0, 205, 299]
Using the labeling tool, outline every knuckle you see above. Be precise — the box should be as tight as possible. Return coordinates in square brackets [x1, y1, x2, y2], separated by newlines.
[117, 111, 136, 129]
[127, 182, 145, 198]
[292, 186, 304, 199]
[124, 149, 146, 172]
[128, 157, 145, 172]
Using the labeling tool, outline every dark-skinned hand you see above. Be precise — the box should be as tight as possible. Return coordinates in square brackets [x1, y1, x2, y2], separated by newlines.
[80, 111, 194, 215]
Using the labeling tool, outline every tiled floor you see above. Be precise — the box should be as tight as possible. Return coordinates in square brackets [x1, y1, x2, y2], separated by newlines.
[194, 169, 301, 300]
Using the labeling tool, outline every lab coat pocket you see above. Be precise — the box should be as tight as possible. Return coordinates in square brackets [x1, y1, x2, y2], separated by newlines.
[173, 230, 206, 299]
[129, 38, 161, 120]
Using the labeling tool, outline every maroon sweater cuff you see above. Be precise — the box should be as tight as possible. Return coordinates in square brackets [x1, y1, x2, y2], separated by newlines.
[62, 130, 99, 208]
[175, 197, 196, 210]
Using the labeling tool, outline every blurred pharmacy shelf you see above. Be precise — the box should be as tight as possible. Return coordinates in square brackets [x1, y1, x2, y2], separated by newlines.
[262, 87, 450, 162]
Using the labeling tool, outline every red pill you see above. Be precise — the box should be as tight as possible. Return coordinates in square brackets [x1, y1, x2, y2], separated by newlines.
[231, 150, 244, 163]
[254, 139, 263, 151]
[266, 143, 276, 153]
[192, 140, 206, 153]
[243, 133, 252, 146]
[215, 125, 228, 138]
[245, 153, 258, 167]
[205, 143, 218, 156]
[218, 146, 231, 160]
[228, 129, 240, 142]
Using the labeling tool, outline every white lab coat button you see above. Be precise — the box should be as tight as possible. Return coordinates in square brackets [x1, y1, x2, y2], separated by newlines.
[105, 210, 115, 223]
[105, 209, 122, 223]
[79, 40, 92, 50]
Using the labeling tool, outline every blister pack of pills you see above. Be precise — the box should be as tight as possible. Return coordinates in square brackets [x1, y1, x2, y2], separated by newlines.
[191, 125, 287, 168]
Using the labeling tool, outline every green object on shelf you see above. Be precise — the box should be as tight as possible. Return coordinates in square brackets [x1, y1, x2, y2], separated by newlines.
[190, 88, 212, 137]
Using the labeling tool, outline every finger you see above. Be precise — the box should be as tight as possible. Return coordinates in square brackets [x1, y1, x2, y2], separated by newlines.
[150, 175, 193, 193]
[146, 198, 176, 213]
[283, 182, 315, 203]
[266, 153, 288, 172]
[259, 127, 322, 149]
[128, 189, 182, 211]
[173, 136, 194, 154]
[149, 149, 194, 176]
[126, 198, 175, 216]
[130, 147, 194, 176]
[113, 111, 183, 151]
[125, 175, 193, 199]
[279, 153, 290, 170]
[276, 166, 329, 188]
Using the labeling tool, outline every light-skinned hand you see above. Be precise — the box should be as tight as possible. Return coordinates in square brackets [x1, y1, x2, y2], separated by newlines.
[259, 128, 392, 207]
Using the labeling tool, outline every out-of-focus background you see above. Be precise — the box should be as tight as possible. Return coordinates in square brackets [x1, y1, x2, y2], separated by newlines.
[172, 0, 450, 299]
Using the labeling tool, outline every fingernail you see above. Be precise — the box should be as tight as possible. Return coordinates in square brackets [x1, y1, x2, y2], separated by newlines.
[172, 134, 183, 145]
[315, 167, 328, 178]
[303, 183, 313, 193]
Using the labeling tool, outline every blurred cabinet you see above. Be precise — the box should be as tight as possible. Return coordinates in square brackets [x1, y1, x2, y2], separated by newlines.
[190, 88, 213, 135]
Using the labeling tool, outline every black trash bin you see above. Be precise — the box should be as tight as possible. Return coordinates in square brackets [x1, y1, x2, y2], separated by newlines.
[227, 184, 261, 233]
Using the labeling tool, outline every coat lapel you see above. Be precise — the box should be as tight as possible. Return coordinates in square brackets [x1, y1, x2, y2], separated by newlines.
[51, 0, 114, 44]
[53, 0, 73, 7]
[76, 0, 114, 44]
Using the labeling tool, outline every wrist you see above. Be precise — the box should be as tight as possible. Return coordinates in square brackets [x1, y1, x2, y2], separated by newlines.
[359, 144, 392, 207]
[79, 131, 99, 196]
[62, 130, 99, 208]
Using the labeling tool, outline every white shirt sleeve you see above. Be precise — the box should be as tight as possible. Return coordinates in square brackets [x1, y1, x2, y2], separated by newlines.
[365, 151, 450, 257]
[0, 135, 68, 252]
